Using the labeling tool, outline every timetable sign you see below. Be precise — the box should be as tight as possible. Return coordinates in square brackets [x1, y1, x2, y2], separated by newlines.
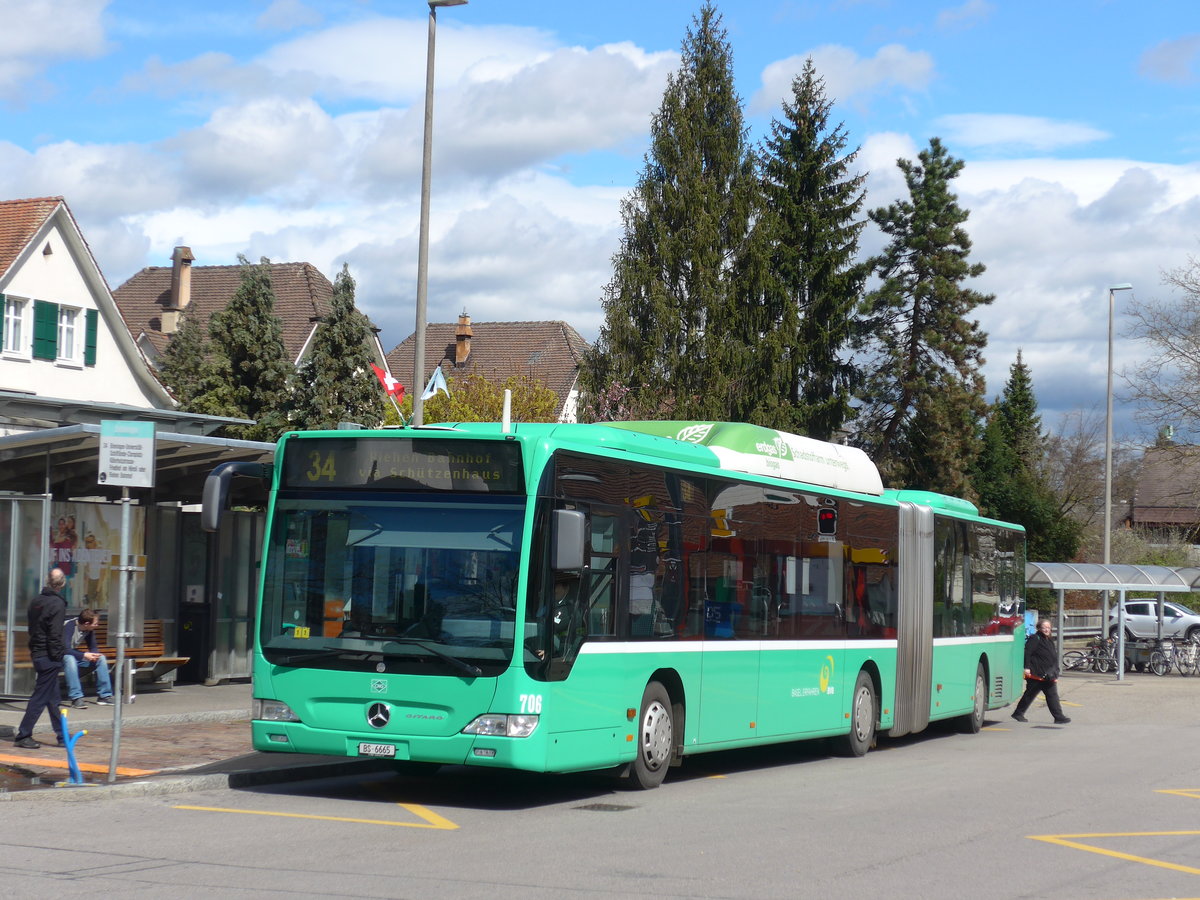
[98, 420, 156, 488]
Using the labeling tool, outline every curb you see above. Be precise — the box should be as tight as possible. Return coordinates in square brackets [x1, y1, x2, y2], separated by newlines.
[0, 757, 394, 802]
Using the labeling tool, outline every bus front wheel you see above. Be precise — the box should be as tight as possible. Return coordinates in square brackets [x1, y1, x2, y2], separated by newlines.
[629, 681, 673, 789]
[840, 671, 876, 757]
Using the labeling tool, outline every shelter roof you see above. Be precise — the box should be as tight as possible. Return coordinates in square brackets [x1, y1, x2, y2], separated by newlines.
[0, 424, 272, 505]
[1026, 561, 1200, 593]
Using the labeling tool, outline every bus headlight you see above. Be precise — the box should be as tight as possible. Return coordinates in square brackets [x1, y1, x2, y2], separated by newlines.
[462, 714, 539, 738]
[253, 698, 301, 722]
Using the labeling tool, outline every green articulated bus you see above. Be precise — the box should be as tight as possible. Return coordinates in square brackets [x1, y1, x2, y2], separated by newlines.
[203, 420, 1026, 789]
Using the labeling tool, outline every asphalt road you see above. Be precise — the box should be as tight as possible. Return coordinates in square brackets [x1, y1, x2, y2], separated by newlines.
[1, 670, 1198, 899]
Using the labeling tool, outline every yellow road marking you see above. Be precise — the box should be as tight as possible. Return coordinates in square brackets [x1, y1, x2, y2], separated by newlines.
[1158, 789, 1200, 800]
[175, 803, 459, 830]
[0, 753, 156, 777]
[1028, 831, 1200, 876]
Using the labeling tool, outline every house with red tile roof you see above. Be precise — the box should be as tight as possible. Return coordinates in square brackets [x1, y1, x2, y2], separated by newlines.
[386, 313, 591, 422]
[0, 196, 192, 436]
[112, 248, 389, 373]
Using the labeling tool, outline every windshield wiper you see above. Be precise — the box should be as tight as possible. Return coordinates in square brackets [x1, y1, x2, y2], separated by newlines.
[382, 638, 483, 677]
[277, 646, 359, 665]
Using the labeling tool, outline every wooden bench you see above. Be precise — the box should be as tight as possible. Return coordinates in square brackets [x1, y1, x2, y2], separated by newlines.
[91, 619, 189, 683]
[0, 618, 189, 684]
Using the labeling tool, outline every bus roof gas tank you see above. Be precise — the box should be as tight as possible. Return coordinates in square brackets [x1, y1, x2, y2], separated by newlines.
[602, 421, 884, 497]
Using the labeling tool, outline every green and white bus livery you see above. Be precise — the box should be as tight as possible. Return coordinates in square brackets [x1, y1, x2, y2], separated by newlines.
[203, 420, 1025, 789]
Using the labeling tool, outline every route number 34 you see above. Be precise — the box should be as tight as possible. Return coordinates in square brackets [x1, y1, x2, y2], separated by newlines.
[519, 694, 543, 714]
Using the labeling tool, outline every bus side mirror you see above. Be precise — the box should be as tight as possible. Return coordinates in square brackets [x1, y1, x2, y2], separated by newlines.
[551, 509, 586, 571]
[201, 462, 272, 532]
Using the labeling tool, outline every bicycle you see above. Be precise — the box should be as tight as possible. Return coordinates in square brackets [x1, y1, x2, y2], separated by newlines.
[1062, 636, 1118, 674]
[1176, 634, 1200, 676]
[1148, 637, 1176, 676]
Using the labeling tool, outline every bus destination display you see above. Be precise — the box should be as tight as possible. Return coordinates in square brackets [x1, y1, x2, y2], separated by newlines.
[281, 437, 523, 492]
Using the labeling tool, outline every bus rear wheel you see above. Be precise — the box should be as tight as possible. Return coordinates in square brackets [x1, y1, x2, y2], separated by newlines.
[628, 681, 673, 789]
[958, 663, 987, 734]
[840, 671, 876, 757]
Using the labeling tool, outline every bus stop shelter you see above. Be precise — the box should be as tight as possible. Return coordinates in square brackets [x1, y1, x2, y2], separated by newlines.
[1025, 562, 1200, 680]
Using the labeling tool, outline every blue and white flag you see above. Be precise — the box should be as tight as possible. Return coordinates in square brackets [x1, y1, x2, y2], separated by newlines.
[421, 366, 449, 400]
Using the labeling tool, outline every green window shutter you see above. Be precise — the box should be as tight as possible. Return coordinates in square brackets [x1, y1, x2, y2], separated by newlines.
[84, 308, 99, 366]
[0, 293, 6, 348]
[33, 300, 58, 360]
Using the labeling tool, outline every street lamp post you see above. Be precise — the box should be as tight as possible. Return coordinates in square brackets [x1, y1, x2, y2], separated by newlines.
[412, 0, 467, 427]
[1104, 282, 1134, 566]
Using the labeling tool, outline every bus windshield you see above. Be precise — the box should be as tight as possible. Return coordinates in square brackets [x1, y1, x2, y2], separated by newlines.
[260, 495, 525, 676]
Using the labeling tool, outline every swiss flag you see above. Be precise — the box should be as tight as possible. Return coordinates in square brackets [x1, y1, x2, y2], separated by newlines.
[371, 363, 404, 401]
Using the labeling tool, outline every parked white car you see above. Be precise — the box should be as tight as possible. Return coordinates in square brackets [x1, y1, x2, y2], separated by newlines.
[1108, 599, 1200, 641]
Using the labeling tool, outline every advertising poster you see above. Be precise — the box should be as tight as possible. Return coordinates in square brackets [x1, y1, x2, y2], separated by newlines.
[44, 501, 146, 612]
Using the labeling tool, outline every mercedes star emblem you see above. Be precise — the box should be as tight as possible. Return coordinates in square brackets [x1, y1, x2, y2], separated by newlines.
[367, 702, 390, 728]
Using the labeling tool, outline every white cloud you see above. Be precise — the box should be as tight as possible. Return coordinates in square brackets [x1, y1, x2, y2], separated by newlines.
[1139, 34, 1200, 84]
[751, 44, 935, 114]
[0, 0, 110, 102]
[935, 0, 995, 32]
[162, 97, 343, 200]
[934, 113, 1109, 152]
[256, 18, 559, 104]
[256, 0, 322, 33]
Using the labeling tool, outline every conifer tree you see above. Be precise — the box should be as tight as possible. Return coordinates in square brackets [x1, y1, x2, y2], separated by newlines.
[856, 137, 992, 491]
[974, 352, 1082, 561]
[292, 264, 385, 430]
[199, 256, 293, 442]
[157, 311, 212, 406]
[581, 2, 767, 422]
[758, 57, 867, 440]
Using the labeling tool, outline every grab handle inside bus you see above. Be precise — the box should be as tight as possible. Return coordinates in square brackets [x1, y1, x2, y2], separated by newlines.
[551, 509, 586, 571]
[201, 462, 273, 532]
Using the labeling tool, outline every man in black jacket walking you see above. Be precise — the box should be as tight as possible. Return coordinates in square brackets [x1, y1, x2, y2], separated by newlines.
[13, 568, 69, 750]
[1012, 617, 1071, 725]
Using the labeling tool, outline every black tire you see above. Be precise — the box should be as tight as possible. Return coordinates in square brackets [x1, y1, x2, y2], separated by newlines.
[957, 663, 987, 734]
[629, 681, 673, 790]
[840, 670, 877, 757]
[1188, 626, 1200, 643]
[1149, 651, 1170, 677]
[1062, 650, 1086, 672]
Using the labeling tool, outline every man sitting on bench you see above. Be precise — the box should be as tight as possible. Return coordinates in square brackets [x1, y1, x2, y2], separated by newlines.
[63, 608, 114, 708]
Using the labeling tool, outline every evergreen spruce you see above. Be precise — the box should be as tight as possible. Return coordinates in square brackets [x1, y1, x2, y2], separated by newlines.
[200, 256, 293, 442]
[292, 264, 385, 430]
[974, 352, 1082, 561]
[157, 311, 212, 406]
[856, 137, 992, 492]
[580, 2, 767, 422]
[759, 57, 867, 440]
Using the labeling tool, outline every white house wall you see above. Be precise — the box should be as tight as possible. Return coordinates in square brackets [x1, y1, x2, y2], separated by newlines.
[1, 216, 168, 410]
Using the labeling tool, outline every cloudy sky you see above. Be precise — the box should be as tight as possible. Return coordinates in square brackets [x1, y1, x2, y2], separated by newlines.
[3, 0, 1198, 440]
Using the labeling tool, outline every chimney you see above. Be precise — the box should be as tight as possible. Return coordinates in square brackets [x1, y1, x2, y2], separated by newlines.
[455, 310, 473, 367]
[162, 245, 195, 334]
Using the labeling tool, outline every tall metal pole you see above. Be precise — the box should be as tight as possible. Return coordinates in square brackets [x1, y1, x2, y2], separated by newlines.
[1103, 283, 1133, 567]
[411, 0, 467, 427]
[107, 487, 130, 783]
[1104, 288, 1114, 567]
